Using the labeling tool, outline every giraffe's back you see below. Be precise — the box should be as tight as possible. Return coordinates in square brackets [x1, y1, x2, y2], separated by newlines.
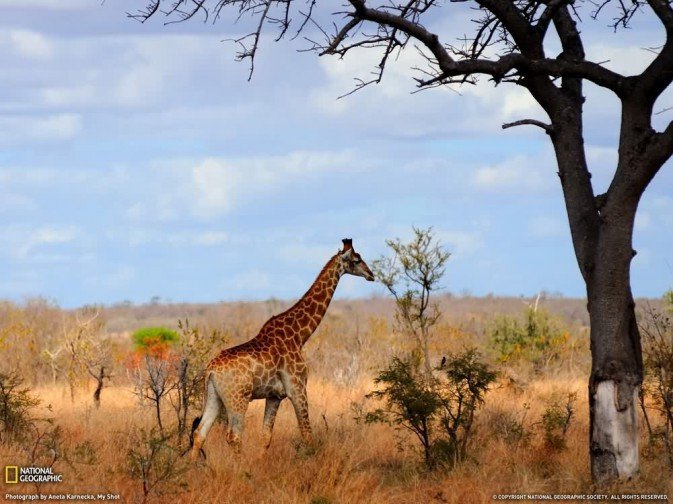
[207, 339, 286, 401]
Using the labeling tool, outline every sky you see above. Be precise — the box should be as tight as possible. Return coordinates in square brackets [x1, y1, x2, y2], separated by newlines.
[0, 0, 672, 308]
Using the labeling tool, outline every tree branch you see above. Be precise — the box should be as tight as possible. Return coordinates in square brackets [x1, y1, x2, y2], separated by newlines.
[502, 118, 554, 133]
[646, 0, 673, 32]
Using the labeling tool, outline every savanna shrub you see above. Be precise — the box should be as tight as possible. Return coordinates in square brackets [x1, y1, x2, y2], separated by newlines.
[125, 428, 189, 501]
[0, 371, 40, 444]
[540, 392, 576, 450]
[366, 348, 496, 469]
[489, 306, 569, 369]
[436, 348, 497, 464]
[639, 299, 673, 466]
[132, 327, 180, 352]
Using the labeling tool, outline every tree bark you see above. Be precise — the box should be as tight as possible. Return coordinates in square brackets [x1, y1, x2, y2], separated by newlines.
[547, 99, 645, 483]
[586, 202, 642, 483]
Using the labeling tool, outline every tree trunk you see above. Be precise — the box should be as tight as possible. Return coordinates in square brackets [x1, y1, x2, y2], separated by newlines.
[586, 202, 643, 483]
[93, 366, 105, 409]
[547, 103, 647, 483]
[155, 399, 164, 433]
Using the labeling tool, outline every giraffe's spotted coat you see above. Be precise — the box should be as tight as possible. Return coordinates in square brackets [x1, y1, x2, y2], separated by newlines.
[190, 239, 374, 459]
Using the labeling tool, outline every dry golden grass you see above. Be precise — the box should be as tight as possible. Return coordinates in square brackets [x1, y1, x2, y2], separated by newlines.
[2, 377, 671, 504]
[1, 296, 671, 502]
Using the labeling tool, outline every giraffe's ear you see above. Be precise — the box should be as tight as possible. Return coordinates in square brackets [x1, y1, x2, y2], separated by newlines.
[341, 248, 354, 260]
[341, 238, 353, 252]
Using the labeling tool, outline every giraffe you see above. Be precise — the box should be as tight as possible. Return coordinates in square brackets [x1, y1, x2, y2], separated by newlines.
[190, 238, 374, 460]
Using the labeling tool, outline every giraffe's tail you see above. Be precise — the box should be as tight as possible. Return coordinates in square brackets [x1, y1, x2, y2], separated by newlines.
[181, 416, 203, 458]
[189, 416, 201, 448]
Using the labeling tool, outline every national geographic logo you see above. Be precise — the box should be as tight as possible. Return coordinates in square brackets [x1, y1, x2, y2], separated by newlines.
[5, 466, 18, 484]
[4, 466, 63, 484]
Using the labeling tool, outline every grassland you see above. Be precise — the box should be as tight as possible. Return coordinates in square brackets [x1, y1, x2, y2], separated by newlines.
[0, 296, 671, 503]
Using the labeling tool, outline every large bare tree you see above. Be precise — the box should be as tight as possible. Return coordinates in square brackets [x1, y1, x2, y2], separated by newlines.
[130, 0, 673, 483]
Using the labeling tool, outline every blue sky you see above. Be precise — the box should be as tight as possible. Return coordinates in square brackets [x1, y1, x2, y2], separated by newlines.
[0, 0, 672, 308]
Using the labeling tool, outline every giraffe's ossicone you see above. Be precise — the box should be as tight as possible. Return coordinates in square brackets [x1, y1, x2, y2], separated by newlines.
[190, 238, 375, 460]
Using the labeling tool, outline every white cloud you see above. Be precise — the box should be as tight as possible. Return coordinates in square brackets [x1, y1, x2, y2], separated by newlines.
[9, 29, 53, 59]
[33, 113, 82, 139]
[586, 43, 658, 76]
[190, 150, 357, 218]
[435, 230, 484, 257]
[472, 154, 552, 193]
[0, 224, 81, 259]
[0, 114, 82, 145]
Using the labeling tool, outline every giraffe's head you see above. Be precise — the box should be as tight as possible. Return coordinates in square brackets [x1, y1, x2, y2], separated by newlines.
[338, 238, 375, 282]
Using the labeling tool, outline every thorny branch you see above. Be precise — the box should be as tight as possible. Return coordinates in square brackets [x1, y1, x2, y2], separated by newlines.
[130, 0, 673, 139]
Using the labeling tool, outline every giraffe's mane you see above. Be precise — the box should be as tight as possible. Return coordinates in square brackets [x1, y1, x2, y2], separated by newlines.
[264, 251, 340, 324]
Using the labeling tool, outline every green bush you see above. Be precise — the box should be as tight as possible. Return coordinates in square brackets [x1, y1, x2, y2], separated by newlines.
[664, 289, 673, 313]
[132, 327, 180, 351]
[366, 357, 440, 468]
[489, 307, 569, 368]
[437, 348, 497, 463]
[366, 348, 496, 469]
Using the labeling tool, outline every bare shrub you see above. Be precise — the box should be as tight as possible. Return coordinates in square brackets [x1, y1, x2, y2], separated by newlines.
[490, 403, 532, 446]
[639, 303, 673, 467]
[540, 392, 576, 450]
[0, 370, 40, 444]
[124, 427, 189, 503]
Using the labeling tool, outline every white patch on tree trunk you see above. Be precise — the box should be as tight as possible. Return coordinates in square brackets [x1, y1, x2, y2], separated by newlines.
[593, 380, 639, 478]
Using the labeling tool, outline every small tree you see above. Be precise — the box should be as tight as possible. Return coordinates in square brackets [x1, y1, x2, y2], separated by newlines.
[61, 308, 115, 407]
[366, 349, 496, 469]
[137, 346, 174, 434]
[436, 348, 497, 464]
[373, 227, 450, 379]
[366, 357, 441, 467]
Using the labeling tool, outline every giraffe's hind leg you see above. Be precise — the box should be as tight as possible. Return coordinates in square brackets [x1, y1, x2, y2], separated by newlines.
[224, 400, 249, 454]
[190, 376, 222, 462]
[262, 397, 282, 449]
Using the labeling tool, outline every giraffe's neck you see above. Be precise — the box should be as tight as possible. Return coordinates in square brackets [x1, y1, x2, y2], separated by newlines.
[258, 254, 344, 348]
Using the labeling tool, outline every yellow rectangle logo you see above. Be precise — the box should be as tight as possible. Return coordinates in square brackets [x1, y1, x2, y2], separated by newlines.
[5, 466, 18, 484]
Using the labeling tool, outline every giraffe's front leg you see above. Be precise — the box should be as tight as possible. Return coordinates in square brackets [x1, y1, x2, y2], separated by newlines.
[281, 373, 313, 445]
[262, 397, 282, 449]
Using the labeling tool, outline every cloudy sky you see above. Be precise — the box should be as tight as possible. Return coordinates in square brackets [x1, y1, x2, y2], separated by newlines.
[0, 0, 672, 308]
